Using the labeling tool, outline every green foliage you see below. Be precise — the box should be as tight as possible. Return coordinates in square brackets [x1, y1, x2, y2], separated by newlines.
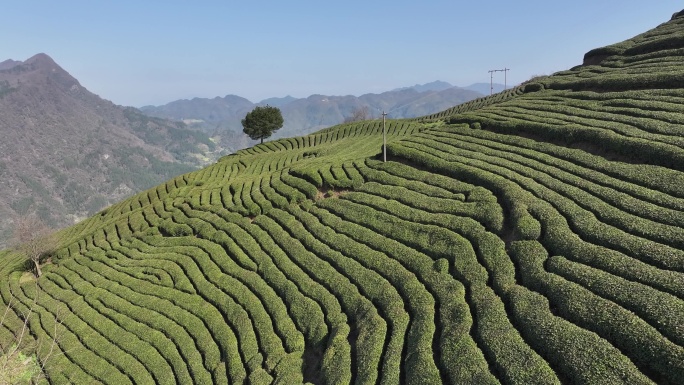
[3, 16, 684, 383]
[242, 106, 284, 144]
[86, 195, 109, 216]
[9, 197, 35, 215]
[0, 347, 42, 385]
[523, 82, 544, 93]
[0, 80, 16, 99]
[62, 181, 90, 212]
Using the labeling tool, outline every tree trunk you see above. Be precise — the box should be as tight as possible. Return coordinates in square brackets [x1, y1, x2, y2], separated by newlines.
[260, 137, 264, 144]
[33, 259, 42, 278]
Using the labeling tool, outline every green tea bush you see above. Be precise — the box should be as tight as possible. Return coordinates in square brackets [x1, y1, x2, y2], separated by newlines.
[280, 173, 318, 200]
[507, 241, 654, 384]
[546, 255, 684, 347]
[277, 206, 412, 384]
[65, 254, 235, 383]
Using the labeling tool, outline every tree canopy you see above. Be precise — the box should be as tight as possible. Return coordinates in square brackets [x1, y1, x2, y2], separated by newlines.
[241, 105, 284, 144]
[344, 106, 371, 123]
[11, 214, 55, 278]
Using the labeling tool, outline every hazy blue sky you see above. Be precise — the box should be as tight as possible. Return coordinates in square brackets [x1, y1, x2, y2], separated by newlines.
[2, 1, 678, 107]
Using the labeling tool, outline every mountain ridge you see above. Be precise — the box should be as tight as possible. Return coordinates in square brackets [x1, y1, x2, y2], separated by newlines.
[0, 53, 222, 247]
[140, 81, 486, 149]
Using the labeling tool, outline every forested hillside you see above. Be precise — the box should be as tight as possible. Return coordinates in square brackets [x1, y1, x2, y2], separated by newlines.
[0, 54, 223, 248]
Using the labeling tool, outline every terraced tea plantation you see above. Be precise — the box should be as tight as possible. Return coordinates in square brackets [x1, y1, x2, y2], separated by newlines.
[2, 11, 684, 385]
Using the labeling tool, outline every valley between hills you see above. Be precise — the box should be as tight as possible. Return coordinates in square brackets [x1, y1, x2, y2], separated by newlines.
[0, 53, 483, 249]
[1, 9, 684, 385]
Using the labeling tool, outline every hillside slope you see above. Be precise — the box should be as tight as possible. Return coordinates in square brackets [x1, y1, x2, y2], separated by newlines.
[2, 11, 684, 385]
[0, 54, 222, 248]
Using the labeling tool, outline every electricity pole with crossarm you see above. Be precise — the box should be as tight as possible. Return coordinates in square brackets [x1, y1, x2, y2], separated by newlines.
[488, 68, 510, 95]
[382, 110, 387, 162]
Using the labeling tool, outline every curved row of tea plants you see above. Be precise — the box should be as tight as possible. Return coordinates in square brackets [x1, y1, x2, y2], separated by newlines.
[387, 125, 684, 384]
[2, 12, 684, 385]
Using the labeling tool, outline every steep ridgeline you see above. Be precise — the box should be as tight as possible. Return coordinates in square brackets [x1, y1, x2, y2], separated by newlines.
[0, 54, 221, 248]
[2, 11, 684, 385]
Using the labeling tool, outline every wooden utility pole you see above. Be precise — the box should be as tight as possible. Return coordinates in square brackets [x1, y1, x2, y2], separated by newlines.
[382, 111, 387, 162]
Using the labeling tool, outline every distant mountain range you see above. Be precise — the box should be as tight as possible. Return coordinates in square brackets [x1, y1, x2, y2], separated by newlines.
[0, 52, 508, 247]
[140, 81, 508, 150]
[0, 54, 223, 247]
[463, 82, 511, 95]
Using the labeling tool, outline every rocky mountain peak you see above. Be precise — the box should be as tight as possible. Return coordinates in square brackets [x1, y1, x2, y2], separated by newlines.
[0, 59, 21, 71]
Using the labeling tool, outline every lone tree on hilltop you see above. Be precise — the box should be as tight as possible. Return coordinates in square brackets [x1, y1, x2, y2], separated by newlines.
[12, 214, 56, 278]
[241, 105, 284, 144]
